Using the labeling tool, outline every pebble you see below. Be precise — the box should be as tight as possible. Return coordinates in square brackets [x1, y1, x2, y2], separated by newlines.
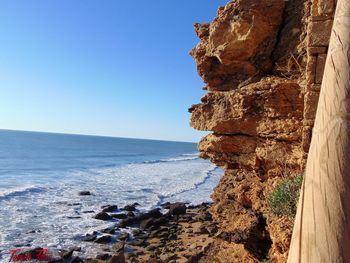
[78, 191, 91, 196]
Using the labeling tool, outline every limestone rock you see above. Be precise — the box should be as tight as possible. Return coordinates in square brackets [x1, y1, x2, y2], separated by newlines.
[188, 0, 315, 262]
[190, 0, 285, 91]
[190, 77, 303, 139]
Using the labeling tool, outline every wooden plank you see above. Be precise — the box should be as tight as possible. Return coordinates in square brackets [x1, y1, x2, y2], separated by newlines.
[288, 1, 350, 262]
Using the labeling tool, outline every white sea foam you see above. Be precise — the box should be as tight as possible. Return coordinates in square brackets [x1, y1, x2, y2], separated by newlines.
[142, 153, 199, 164]
[0, 154, 222, 261]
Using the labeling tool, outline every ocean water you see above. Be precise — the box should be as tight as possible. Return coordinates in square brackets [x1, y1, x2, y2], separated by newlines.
[0, 130, 222, 259]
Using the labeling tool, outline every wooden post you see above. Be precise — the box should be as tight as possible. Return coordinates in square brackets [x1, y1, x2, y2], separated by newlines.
[288, 1, 350, 262]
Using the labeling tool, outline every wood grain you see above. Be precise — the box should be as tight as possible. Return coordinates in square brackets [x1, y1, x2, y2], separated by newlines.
[288, 1, 350, 262]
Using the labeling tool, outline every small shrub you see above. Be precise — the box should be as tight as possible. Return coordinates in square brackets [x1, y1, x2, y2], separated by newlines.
[268, 174, 303, 218]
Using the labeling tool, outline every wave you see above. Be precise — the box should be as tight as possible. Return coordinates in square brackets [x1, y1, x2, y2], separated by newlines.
[0, 185, 46, 200]
[142, 153, 199, 164]
[155, 165, 220, 205]
[74, 154, 220, 210]
[77, 153, 148, 159]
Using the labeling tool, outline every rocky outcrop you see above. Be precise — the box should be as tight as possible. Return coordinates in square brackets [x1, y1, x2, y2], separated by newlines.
[190, 0, 335, 262]
[190, 0, 285, 91]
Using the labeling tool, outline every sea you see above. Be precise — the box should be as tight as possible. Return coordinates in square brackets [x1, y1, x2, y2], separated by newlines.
[0, 129, 222, 260]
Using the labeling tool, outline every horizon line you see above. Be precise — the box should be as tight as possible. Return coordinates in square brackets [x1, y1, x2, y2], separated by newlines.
[0, 128, 198, 144]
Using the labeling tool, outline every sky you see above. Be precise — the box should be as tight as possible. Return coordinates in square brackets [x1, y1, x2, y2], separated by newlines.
[0, 0, 228, 142]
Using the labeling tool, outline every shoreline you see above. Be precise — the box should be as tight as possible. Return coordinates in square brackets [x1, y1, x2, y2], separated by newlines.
[80, 201, 217, 262]
[8, 201, 217, 263]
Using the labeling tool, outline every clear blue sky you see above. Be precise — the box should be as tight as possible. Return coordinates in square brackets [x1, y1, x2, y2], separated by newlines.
[0, 1, 228, 142]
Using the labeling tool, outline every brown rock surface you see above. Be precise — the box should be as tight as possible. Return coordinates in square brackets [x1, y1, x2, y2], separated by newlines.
[190, 0, 285, 91]
[190, 77, 303, 138]
[189, 0, 323, 262]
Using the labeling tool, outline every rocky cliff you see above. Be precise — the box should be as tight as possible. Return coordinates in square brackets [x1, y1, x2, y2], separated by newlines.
[189, 0, 335, 262]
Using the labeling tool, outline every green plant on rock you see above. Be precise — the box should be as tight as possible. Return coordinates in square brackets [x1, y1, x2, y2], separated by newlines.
[268, 174, 303, 218]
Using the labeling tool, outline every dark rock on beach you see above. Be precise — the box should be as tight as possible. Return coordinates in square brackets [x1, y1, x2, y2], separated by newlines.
[116, 208, 163, 228]
[102, 227, 116, 235]
[96, 253, 112, 260]
[68, 216, 82, 220]
[61, 247, 81, 259]
[167, 202, 187, 215]
[140, 217, 168, 230]
[78, 191, 91, 196]
[81, 233, 98, 242]
[95, 235, 112, 244]
[136, 208, 162, 221]
[77, 202, 215, 262]
[139, 218, 155, 229]
[82, 210, 95, 214]
[68, 203, 82, 206]
[108, 252, 126, 263]
[102, 205, 118, 213]
[26, 229, 41, 234]
[111, 213, 127, 219]
[122, 203, 139, 212]
[118, 217, 135, 228]
[126, 211, 135, 217]
[94, 212, 112, 221]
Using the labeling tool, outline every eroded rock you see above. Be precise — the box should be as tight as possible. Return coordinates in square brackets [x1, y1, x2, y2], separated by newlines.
[191, 0, 285, 91]
[189, 0, 308, 261]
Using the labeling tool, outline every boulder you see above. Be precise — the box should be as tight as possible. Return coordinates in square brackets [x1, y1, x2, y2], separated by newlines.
[139, 218, 155, 229]
[122, 203, 140, 211]
[95, 235, 112, 244]
[111, 213, 127, 219]
[102, 205, 118, 213]
[168, 202, 187, 215]
[108, 252, 125, 263]
[140, 217, 168, 229]
[118, 217, 135, 228]
[94, 212, 112, 221]
[136, 208, 162, 221]
[81, 233, 97, 242]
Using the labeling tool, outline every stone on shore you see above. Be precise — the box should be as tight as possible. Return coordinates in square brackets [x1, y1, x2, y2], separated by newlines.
[108, 252, 125, 263]
[167, 202, 187, 215]
[94, 212, 112, 221]
[122, 203, 139, 211]
[111, 213, 127, 219]
[95, 235, 112, 244]
[78, 191, 91, 196]
[101, 205, 118, 213]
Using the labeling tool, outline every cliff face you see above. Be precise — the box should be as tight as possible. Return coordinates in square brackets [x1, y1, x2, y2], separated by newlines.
[189, 0, 335, 262]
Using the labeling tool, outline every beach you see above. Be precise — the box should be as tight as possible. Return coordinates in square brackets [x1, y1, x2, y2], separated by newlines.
[0, 130, 222, 262]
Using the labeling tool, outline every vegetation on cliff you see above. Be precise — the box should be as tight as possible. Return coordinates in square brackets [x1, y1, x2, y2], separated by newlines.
[268, 175, 303, 218]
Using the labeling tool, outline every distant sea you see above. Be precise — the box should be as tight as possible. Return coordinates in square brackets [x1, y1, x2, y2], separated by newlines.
[0, 130, 221, 259]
